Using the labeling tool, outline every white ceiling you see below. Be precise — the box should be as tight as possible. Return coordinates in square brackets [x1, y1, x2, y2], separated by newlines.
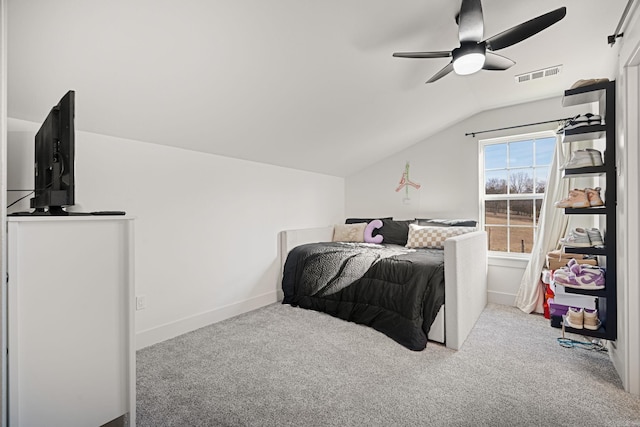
[7, 0, 627, 177]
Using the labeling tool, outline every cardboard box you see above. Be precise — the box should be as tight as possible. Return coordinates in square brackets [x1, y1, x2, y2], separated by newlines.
[546, 250, 598, 270]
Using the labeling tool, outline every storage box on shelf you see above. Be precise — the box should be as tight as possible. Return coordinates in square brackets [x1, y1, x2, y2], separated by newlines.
[551, 283, 597, 310]
[546, 250, 597, 270]
[557, 80, 616, 340]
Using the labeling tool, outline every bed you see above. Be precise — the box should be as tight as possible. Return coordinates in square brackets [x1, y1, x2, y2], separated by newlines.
[278, 221, 488, 351]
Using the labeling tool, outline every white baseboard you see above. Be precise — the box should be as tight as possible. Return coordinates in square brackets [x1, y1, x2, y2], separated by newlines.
[488, 290, 516, 306]
[135, 291, 278, 350]
[135, 289, 516, 350]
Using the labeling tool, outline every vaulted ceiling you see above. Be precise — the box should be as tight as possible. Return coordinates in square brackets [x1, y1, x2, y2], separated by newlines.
[7, 0, 627, 177]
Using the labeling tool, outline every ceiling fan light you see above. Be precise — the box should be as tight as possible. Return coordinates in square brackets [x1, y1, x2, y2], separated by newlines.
[452, 43, 486, 75]
[453, 52, 485, 75]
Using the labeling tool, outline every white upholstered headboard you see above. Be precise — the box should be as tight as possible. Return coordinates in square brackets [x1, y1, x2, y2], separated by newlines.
[277, 226, 333, 300]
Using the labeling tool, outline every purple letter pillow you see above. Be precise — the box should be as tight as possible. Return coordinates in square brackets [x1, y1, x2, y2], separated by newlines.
[364, 219, 384, 244]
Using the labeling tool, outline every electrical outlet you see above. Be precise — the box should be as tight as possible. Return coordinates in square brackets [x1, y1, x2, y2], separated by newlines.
[136, 295, 147, 311]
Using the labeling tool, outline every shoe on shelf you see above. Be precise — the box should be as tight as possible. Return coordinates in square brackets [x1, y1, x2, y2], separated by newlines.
[561, 150, 593, 169]
[585, 187, 605, 207]
[585, 148, 604, 166]
[584, 309, 602, 331]
[586, 228, 604, 247]
[555, 189, 590, 208]
[561, 149, 604, 170]
[559, 114, 603, 133]
[565, 307, 584, 329]
[553, 259, 606, 290]
[559, 228, 592, 247]
[574, 113, 603, 125]
[570, 78, 610, 89]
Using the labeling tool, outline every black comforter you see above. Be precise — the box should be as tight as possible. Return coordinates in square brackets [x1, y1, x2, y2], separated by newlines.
[282, 242, 445, 351]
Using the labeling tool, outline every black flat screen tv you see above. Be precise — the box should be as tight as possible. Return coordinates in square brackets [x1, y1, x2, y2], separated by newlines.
[30, 90, 76, 215]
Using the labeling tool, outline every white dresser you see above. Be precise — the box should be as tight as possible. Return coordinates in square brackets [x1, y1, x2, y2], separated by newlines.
[6, 216, 135, 427]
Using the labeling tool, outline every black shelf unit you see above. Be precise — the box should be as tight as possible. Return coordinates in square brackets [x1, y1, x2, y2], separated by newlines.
[564, 287, 607, 297]
[558, 80, 617, 341]
[564, 246, 607, 256]
[562, 124, 606, 143]
[563, 324, 608, 339]
[564, 206, 608, 215]
[562, 165, 606, 177]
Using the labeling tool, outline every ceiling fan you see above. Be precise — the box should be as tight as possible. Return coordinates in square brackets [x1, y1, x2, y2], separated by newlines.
[393, 0, 566, 83]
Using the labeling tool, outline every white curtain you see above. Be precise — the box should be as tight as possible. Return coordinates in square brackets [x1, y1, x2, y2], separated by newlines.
[515, 135, 574, 313]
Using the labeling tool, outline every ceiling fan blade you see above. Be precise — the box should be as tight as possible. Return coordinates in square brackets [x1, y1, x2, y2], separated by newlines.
[485, 7, 566, 51]
[426, 62, 454, 83]
[482, 52, 515, 70]
[458, 0, 484, 43]
[393, 51, 452, 59]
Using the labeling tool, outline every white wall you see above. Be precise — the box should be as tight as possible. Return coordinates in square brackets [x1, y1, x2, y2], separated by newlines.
[611, 1, 640, 396]
[345, 96, 587, 304]
[7, 118, 344, 349]
[1, 0, 8, 422]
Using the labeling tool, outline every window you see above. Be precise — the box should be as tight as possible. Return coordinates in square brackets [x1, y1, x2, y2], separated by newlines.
[479, 131, 556, 255]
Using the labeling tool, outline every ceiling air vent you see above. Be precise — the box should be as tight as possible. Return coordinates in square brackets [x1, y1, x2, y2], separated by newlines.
[514, 65, 562, 83]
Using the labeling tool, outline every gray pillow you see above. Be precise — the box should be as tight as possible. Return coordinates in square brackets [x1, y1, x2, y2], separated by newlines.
[345, 217, 392, 224]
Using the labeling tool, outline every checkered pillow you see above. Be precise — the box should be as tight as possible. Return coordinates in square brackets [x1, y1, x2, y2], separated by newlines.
[405, 224, 475, 249]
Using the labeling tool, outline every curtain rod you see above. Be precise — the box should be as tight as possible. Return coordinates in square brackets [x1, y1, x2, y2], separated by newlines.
[465, 117, 575, 138]
[608, 0, 635, 45]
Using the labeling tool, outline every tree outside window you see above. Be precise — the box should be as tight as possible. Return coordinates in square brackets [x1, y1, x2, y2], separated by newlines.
[480, 132, 556, 254]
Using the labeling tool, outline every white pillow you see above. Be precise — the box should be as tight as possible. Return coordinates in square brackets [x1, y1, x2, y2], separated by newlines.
[405, 224, 475, 249]
[332, 223, 367, 242]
